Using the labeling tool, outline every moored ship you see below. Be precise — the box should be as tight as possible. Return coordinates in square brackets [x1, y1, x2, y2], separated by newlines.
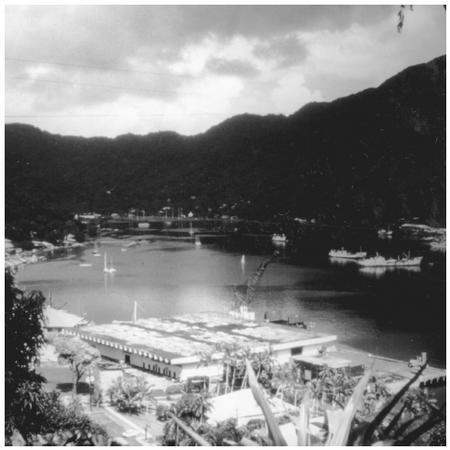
[328, 248, 367, 259]
[357, 253, 423, 268]
[272, 233, 288, 243]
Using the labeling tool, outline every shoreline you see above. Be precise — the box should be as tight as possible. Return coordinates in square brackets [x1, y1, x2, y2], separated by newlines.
[11, 235, 446, 369]
[5, 239, 87, 270]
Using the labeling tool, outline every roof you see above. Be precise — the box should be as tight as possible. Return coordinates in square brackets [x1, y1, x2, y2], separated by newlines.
[293, 353, 364, 369]
[76, 312, 336, 364]
[207, 388, 298, 426]
[44, 306, 89, 329]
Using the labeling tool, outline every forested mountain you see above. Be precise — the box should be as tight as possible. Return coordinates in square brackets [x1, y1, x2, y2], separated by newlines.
[5, 55, 445, 241]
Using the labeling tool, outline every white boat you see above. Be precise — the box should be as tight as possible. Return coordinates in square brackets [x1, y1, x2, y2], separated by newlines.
[357, 253, 423, 268]
[79, 263, 92, 267]
[103, 253, 117, 273]
[430, 240, 446, 252]
[378, 228, 393, 239]
[121, 240, 137, 252]
[328, 248, 367, 259]
[272, 233, 288, 243]
[93, 242, 101, 256]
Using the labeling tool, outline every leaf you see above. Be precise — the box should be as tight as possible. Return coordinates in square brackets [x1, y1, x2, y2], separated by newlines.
[361, 362, 427, 445]
[325, 366, 373, 445]
[292, 390, 310, 446]
[167, 413, 211, 446]
[380, 402, 407, 438]
[245, 359, 287, 446]
[240, 436, 259, 446]
[394, 416, 420, 438]
[395, 415, 444, 446]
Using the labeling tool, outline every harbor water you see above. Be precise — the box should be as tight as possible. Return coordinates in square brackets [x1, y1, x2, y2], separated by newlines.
[15, 237, 445, 368]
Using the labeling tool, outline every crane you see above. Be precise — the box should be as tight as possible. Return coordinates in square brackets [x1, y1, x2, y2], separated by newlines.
[233, 251, 279, 308]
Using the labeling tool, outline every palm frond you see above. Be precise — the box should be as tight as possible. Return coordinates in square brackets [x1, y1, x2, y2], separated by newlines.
[325, 366, 373, 445]
[361, 362, 427, 445]
[245, 359, 287, 445]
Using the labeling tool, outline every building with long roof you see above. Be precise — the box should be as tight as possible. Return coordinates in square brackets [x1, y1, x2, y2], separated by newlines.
[63, 311, 337, 381]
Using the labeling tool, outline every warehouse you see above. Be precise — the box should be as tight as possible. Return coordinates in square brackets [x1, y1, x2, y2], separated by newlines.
[63, 311, 337, 381]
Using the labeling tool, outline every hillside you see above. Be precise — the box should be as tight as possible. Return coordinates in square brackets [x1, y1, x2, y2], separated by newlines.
[5, 55, 446, 241]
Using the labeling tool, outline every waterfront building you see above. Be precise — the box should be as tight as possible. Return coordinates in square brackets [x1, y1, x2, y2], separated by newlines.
[44, 306, 89, 331]
[63, 312, 337, 382]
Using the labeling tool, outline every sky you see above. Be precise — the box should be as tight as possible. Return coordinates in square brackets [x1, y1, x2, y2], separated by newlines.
[5, 4, 446, 137]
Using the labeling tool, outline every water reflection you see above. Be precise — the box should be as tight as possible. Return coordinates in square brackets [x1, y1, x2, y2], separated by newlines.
[328, 256, 358, 266]
[359, 266, 421, 278]
[240, 254, 246, 276]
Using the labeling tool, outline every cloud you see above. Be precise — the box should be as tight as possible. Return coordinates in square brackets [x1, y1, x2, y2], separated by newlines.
[205, 58, 259, 77]
[271, 72, 323, 114]
[5, 5, 394, 69]
[299, 5, 446, 100]
[254, 35, 308, 68]
[4, 5, 445, 137]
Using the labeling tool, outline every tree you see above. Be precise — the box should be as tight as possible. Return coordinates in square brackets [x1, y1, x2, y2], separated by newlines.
[10, 391, 109, 445]
[163, 393, 212, 445]
[107, 375, 153, 414]
[54, 335, 100, 395]
[5, 271, 109, 444]
[5, 270, 46, 438]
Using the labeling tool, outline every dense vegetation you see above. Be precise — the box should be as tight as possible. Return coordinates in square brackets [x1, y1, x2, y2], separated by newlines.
[5, 56, 445, 242]
[5, 271, 108, 445]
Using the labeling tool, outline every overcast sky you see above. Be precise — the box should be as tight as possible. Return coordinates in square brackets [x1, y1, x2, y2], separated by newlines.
[5, 5, 446, 137]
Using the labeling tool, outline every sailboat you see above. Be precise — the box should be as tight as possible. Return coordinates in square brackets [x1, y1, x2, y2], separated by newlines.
[79, 262, 93, 267]
[103, 252, 117, 273]
[93, 241, 100, 257]
[132, 300, 138, 324]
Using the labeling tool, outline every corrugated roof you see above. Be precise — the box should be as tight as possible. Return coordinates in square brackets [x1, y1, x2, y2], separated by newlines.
[77, 312, 334, 363]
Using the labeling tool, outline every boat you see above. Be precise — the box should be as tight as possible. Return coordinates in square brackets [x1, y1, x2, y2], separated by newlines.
[430, 240, 446, 252]
[124, 240, 137, 248]
[93, 242, 101, 256]
[272, 233, 288, 243]
[103, 253, 117, 273]
[121, 240, 137, 252]
[328, 247, 367, 259]
[79, 263, 92, 267]
[357, 253, 423, 268]
[377, 228, 393, 239]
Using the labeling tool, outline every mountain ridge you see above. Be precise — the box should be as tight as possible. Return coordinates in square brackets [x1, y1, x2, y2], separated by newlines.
[5, 55, 446, 241]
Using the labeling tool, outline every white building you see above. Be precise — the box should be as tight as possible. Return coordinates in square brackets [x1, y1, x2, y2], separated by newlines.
[64, 312, 336, 382]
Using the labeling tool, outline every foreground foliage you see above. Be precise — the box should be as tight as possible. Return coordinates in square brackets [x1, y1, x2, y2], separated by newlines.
[5, 271, 109, 445]
[162, 359, 445, 446]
